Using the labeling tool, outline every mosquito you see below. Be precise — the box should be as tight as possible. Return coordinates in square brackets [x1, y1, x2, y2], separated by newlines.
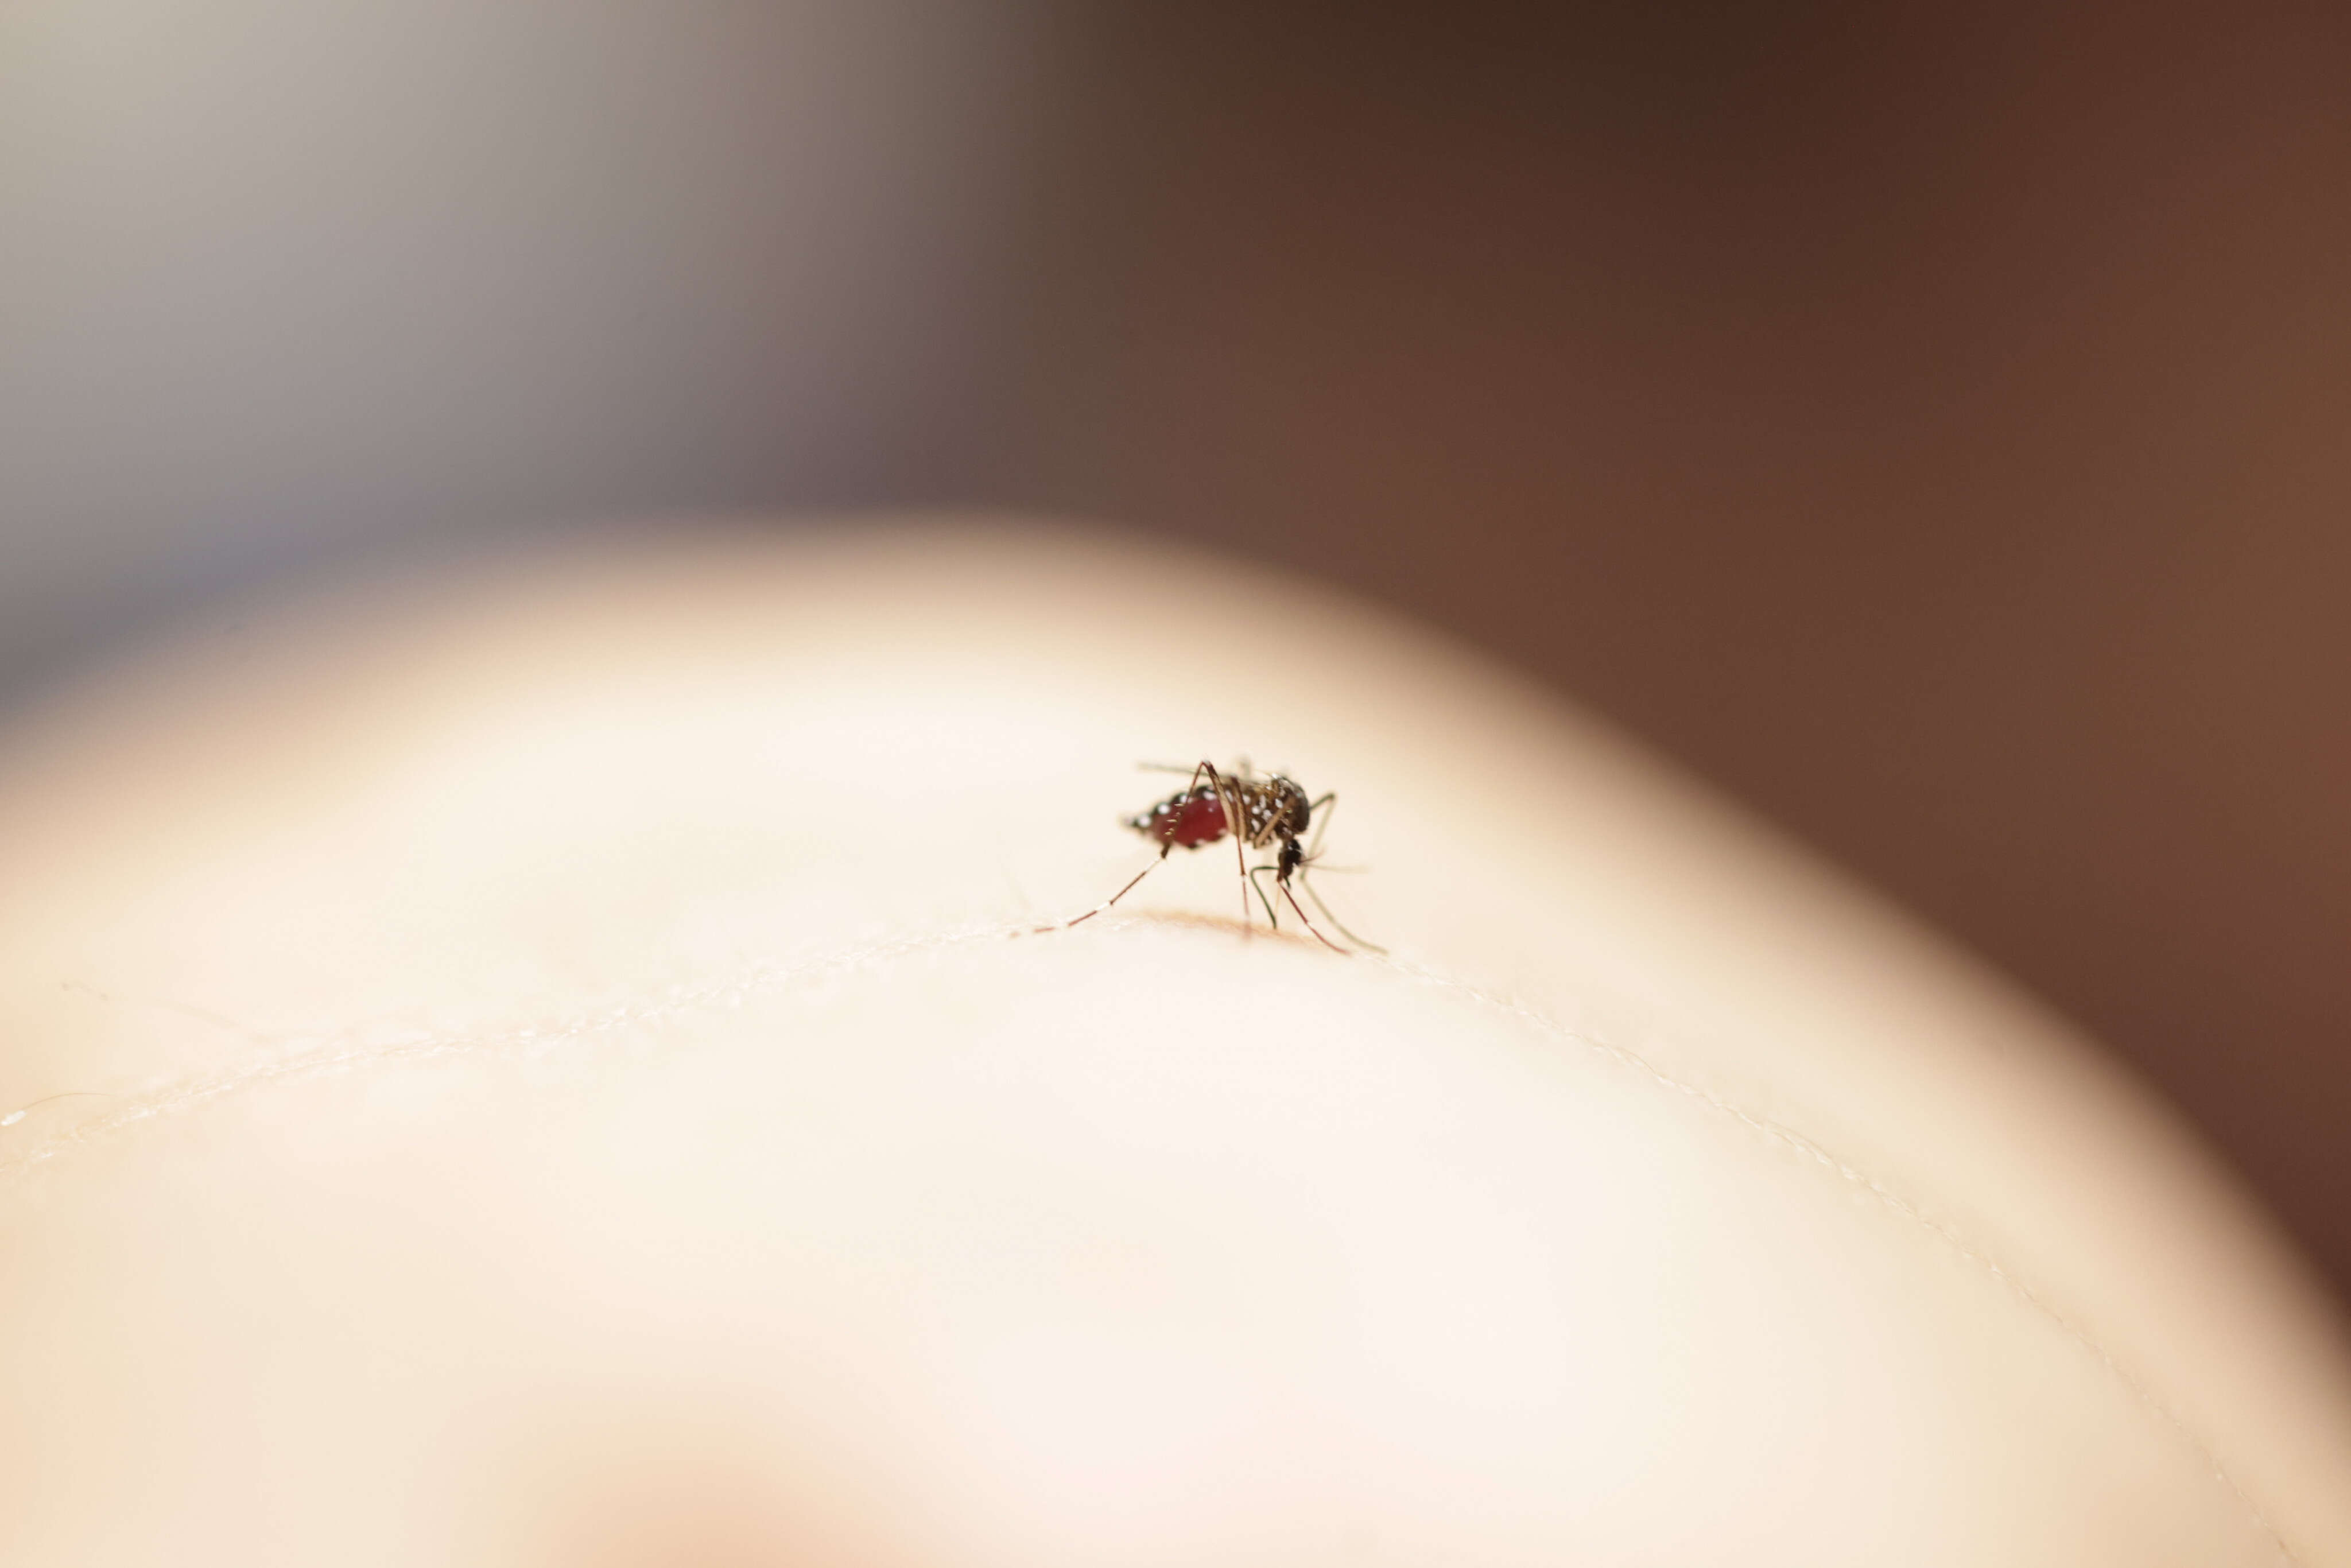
[1056, 759, 1380, 953]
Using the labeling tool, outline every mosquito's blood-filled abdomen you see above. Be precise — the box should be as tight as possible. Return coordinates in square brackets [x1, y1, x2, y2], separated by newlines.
[1131, 787, 1230, 850]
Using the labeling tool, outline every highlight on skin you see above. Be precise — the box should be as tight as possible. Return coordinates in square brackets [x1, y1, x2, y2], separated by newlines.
[1, 522, 2347, 1566]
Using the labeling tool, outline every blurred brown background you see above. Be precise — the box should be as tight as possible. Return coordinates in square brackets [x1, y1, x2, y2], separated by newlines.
[3, 3, 2347, 1290]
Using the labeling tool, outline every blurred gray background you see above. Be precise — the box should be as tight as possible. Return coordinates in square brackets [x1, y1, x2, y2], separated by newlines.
[5, 2, 2349, 1293]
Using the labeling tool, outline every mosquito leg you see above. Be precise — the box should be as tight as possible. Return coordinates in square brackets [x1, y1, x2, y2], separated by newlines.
[1070, 757, 1220, 928]
[1279, 879, 1348, 953]
[1246, 863, 1284, 929]
[1196, 760, 1256, 932]
[1054, 844, 1173, 930]
[1162, 758, 1248, 933]
[1233, 834, 1253, 929]
[1300, 871, 1384, 953]
[1305, 791, 1338, 859]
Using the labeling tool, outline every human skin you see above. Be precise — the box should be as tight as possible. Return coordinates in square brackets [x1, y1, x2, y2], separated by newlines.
[1, 523, 2348, 1566]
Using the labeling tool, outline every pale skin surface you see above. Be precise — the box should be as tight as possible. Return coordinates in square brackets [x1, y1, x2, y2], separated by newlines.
[2, 523, 2349, 1566]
